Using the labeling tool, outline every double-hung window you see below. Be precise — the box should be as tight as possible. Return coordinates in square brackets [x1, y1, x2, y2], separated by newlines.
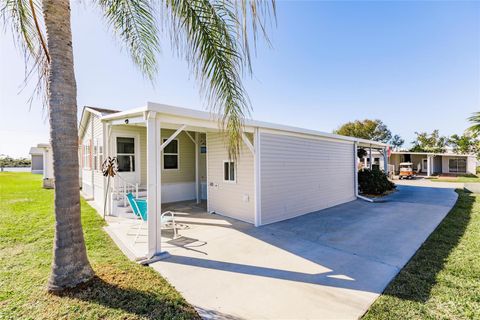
[98, 143, 104, 171]
[224, 161, 235, 182]
[84, 144, 90, 170]
[93, 139, 103, 171]
[93, 140, 98, 171]
[117, 137, 135, 172]
[163, 139, 179, 170]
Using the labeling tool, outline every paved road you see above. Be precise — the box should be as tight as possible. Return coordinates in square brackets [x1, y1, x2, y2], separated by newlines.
[152, 185, 458, 319]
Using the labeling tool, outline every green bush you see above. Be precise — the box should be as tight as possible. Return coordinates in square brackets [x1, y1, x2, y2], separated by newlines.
[358, 168, 395, 195]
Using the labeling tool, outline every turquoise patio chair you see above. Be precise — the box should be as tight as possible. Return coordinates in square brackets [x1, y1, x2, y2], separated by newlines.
[126, 193, 178, 243]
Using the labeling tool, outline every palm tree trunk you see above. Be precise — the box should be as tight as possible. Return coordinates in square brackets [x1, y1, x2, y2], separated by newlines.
[43, 0, 94, 291]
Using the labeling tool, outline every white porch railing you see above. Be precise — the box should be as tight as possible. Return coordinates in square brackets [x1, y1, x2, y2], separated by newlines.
[109, 174, 139, 216]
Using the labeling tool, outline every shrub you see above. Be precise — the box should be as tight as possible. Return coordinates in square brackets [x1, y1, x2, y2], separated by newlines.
[358, 168, 395, 195]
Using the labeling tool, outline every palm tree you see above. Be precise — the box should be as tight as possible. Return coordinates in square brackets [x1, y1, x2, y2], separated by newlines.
[468, 112, 480, 133]
[2, 0, 275, 291]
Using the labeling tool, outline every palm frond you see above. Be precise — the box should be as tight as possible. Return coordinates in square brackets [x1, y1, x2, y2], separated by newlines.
[96, 0, 160, 80]
[163, 0, 275, 158]
[468, 112, 480, 133]
[237, 0, 276, 72]
[1, 0, 49, 107]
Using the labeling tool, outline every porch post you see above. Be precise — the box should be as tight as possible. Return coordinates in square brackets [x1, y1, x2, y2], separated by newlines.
[254, 128, 261, 226]
[369, 145, 373, 169]
[427, 155, 431, 177]
[384, 146, 388, 173]
[146, 111, 162, 258]
[354, 142, 358, 197]
[195, 132, 200, 204]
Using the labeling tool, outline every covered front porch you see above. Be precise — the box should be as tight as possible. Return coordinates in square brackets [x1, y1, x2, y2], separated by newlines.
[102, 103, 258, 260]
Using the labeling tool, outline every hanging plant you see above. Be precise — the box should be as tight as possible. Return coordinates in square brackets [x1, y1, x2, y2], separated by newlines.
[102, 156, 118, 219]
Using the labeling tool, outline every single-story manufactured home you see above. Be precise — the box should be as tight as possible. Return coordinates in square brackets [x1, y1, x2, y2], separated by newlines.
[363, 150, 477, 176]
[29, 143, 54, 188]
[389, 151, 477, 176]
[78, 102, 387, 258]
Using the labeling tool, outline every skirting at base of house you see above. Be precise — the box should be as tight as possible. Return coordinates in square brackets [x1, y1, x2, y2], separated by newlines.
[42, 178, 54, 189]
[162, 182, 196, 203]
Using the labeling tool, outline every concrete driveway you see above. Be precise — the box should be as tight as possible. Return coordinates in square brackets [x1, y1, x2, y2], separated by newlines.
[394, 176, 465, 189]
[151, 185, 458, 319]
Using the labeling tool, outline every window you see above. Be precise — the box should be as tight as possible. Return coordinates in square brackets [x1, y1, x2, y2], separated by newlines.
[117, 137, 135, 172]
[94, 139, 103, 171]
[200, 145, 207, 154]
[98, 144, 104, 171]
[93, 141, 98, 171]
[224, 161, 235, 182]
[84, 144, 90, 169]
[163, 139, 179, 170]
[449, 158, 466, 173]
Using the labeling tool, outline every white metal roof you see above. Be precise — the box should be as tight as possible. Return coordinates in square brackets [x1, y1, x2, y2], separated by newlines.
[29, 147, 42, 155]
[98, 102, 388, 147]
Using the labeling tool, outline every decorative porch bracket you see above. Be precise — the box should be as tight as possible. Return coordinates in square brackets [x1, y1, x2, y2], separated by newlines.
[160, 124, 187, 151]
[184, 130, 201, 204]
[242, 133, 255, 155]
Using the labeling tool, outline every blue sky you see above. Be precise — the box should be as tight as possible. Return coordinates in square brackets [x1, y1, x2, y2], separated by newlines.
[1, 0, 479, 157]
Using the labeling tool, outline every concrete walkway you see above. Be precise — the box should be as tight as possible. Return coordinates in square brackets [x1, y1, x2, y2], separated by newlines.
[147, 185, 458, 319]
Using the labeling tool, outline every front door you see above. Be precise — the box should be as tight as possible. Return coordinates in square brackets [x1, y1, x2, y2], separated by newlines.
[422, 159, 428, 172]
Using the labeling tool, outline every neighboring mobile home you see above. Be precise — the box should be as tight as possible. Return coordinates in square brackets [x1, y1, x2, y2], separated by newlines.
[29, 143, 54, 188]
[29, 146, 44, 174]
[389, 151, 476, 176]
[78, 103, 387, 257]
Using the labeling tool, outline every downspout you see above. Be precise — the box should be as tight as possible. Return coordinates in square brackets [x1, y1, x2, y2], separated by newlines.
[91, 115, 95, 198]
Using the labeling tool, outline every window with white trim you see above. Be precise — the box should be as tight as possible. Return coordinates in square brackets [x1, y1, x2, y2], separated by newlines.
[223, 161, 235, 182]
[117, 137, 135, 172]
[84, 144, 90, 170]
[98, 143, 104, 171]
[93, 140, 98, 171]
[163, 139, 179, 170]
[449, 158, 466, 173]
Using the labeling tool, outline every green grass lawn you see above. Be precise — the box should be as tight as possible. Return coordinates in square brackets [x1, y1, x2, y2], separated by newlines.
[363, 189, 480, 319]
[430, 174, 480, 183]
[0, 173, 199, 320]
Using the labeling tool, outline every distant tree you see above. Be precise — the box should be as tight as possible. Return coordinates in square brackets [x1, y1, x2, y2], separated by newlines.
[449, 132, 480, 157]
[0, 156, 31, 168]
[357, 148, 367, 159]
[334, 119, 392, 143]
[390, 134, 404, 150]
[410, 130, 448, 153]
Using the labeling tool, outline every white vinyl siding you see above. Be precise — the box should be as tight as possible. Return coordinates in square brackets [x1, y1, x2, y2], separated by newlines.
[207, 132, 254, 223]
[31, 155, 43, 172]
[79, 113, 106, 207]
[259, 132, 355, 225]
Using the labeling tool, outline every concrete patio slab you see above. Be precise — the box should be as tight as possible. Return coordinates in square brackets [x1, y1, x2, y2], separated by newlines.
[105, 185, 458, 319]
